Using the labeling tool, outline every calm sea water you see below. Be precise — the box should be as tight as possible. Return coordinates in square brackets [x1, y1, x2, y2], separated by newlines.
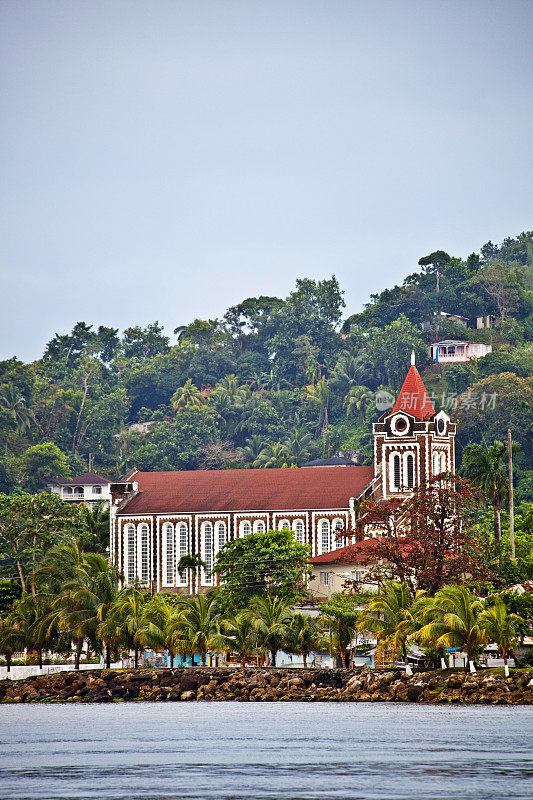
[0, 702, 532, 800]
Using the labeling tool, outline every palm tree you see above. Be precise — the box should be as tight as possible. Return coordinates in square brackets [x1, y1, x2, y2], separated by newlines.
[176, 553, 206, 596]
[0, 615, 25, 672]
[171, 379, 204, 411]
[239, 435, 265, 466]
[330, 354, 366, 394]
[9, 594, 50, 669]
[461, 441, 511, 545]
[319, 596, 360, 667]
[80, 502, 110, 553]
[479, 596, 523, 668]
[248, 595, 293, 666]
[137, 595, 184, 667]
[284, 428, 313, 466]
[358, 581, 416, 663]
[253, 442, 289, 469]
[43, 552, 119, 669]
[0, 382, 34, 434]
[103, 586, 146, 668]
[411, 584, 486, 668]
[172, 594, 221, 665]
[287, 613, 322, 667]
[306, 378, 330, 433]
[211, 612, 258, 667]
[343, 385, 373, 423]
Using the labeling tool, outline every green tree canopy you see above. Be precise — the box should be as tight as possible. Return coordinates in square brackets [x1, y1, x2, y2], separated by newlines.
[214, 529, 311, 609]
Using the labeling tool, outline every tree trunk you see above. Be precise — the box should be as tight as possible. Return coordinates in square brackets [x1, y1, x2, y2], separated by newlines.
[16, 561, 27, 594]
[168, 649, 174, 668]
[134, 646, 138, 669]
[38, 649, 42, 669]
[493, 503, 502, 544]
[201, 651, 206, 666]
[75, 638, 83, 670]
[271, 649, 277, 667]
[6, 653, 11, 673]
[303, 652, 307, 668]
[508, 429, 515, 559]
[105, 645, 111, 669]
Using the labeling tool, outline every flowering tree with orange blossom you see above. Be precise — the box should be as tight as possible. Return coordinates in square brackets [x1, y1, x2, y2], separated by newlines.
[360, 475, 496, 595]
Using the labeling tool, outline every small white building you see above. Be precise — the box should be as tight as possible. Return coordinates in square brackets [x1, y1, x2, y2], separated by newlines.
[48, 472, 113, 509]
[308, 539, 380, 601]
[429, 339, 492, 364]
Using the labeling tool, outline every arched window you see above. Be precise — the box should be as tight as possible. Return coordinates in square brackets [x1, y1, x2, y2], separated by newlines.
[433, 453, 440, 476]
[333, 518, 344, 548]
[202, 522, 213, 585]
[293, 520, 304, 544]
[319, 519, 330, 555]
[406, 454, 415, 488]
[216, 521, 226, 552]
[393, 454, 401, 489]
[240, 520, 252, 537]
[126, 524, 136, 583]
[164, 523, 174, 586]
[278, 519, 290, 531]
[138, 524, 149, 583]
[63, 486, 72, 496]
[178, 523, 188, 585]
[253, 520, 265, 534]
[74, 487, 84, 498]
[440, 452, 447, 473]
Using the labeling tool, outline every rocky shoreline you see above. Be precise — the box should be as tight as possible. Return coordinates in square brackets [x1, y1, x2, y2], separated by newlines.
[2, 667, 533, 705]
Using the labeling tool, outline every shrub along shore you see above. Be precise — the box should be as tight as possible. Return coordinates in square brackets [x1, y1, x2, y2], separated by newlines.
[2, 667, 533, 705]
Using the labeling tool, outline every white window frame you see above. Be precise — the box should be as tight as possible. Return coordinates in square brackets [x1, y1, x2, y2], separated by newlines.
[253, 520, 265, 534]
[162, 523, 175, 587]
[239, 520, 252, 537]
[178, 522, 189, 586]
[319, 519, 331, 555]
[332, 518, 345, 549]
[278, 519, 290, 531]
[126, 524, 136, 584]
[293, 519, 304, 544]
[201, 521, 214, 586]
[216, 521, 227, 552]
[137, 523, 150, 584]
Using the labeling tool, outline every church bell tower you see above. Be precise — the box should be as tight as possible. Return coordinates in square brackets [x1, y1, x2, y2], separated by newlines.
[372, 354, 455, 499]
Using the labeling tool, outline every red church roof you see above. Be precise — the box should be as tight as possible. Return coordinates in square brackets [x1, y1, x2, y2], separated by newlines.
[391, 365, 435, 420]
[118, 465, 375, 516]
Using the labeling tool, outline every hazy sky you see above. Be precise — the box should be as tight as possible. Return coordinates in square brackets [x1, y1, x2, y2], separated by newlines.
[1, 0, 532, 362]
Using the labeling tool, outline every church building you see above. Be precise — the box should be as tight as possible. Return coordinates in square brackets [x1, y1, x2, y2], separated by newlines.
[110, 362, 455, 594]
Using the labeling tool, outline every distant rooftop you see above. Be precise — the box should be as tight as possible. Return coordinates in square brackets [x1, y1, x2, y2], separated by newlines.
[301, 456, 360, 467]
[49, 471, 110, 486]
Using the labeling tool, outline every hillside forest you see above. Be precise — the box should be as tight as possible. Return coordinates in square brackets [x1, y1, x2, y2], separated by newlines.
[0, 231, 532, 573]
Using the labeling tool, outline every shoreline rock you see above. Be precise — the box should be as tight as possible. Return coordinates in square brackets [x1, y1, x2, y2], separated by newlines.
[1, 667, 532, 705]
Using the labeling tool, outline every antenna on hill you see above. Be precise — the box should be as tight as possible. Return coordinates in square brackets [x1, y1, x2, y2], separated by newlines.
[411, 350, 416, 366]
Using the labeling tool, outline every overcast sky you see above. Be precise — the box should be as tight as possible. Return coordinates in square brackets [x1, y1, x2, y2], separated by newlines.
[1, 0, 532, 362]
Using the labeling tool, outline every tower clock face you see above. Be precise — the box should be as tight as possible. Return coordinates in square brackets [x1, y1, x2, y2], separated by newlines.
[390, 413, 410, 437]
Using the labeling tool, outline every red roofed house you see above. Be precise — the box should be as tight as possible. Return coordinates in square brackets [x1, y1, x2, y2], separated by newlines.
[110, 359, 455, 594]
[309, 538, 380, 601]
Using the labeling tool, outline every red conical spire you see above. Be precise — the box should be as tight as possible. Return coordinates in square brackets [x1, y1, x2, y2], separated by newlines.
[391, 364, 435, 420]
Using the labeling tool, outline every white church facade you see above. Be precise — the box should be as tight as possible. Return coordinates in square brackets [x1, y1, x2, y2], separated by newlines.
[109, 363, 455, 594]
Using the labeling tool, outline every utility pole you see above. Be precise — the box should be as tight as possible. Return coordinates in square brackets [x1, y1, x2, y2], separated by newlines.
[507, 429, 515, 559]
[88, 453, 93, 472]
